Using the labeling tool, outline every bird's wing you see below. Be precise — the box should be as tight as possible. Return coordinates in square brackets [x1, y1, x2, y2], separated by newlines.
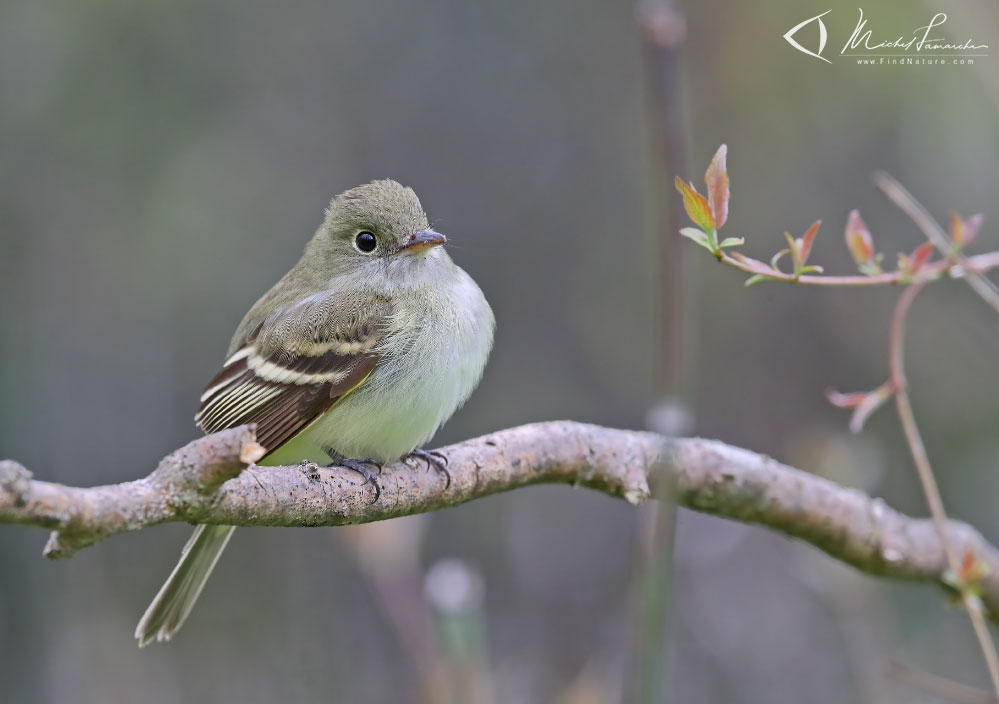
[195, 290, 391, 452]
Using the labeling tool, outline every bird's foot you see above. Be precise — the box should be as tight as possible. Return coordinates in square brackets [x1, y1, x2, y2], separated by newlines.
[406, 449, 450, 489]
[337, 458, 383, 502]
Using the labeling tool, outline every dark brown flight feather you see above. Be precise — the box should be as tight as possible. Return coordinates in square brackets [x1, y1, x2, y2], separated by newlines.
[194, 293, 388, 454]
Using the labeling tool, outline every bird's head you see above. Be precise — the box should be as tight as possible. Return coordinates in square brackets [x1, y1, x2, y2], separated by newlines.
[311, 180, 448, 281]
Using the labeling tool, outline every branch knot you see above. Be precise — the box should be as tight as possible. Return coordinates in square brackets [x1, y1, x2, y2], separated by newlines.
[0, 460, 32, 507]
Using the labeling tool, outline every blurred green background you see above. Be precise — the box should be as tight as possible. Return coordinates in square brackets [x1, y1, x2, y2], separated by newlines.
[1, 0, 997, 702]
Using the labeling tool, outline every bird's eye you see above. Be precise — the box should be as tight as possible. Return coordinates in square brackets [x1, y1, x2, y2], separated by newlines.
[354, 231, 377, 253]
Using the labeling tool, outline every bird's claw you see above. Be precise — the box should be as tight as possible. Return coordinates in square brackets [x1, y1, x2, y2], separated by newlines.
[338, 458, 383, 502]
[407, 449, 451, 489]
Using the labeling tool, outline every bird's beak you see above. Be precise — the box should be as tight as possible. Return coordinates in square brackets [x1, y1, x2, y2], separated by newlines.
[400, 229, 447, 253]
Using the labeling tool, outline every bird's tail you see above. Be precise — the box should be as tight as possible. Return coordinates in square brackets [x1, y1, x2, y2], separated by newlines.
[135, 524, 236, 647]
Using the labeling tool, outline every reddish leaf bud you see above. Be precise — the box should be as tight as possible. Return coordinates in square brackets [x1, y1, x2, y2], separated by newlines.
[705, 144, 729, 230]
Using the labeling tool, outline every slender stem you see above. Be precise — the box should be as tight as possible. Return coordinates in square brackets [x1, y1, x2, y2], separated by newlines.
[719, 249, 999, 287]
[639, 0, 691, 396]
[635, 1, 689, 700]
[889, 283, 999, 696]
[887, 660, 998, 704]
[633, 484, 677, 704]
[889, 285, 948, 526]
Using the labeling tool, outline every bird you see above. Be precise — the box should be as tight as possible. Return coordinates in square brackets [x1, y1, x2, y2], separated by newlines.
[135, 179, 495, 646]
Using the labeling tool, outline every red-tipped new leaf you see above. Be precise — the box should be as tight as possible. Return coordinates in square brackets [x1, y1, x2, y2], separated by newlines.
[950, 212, 984, 249]
[826, 390, 869, 409]
[909, 242, 933, 274]
[827, 383, 893, 434]
[950, 212, 965, 247]
[704, 144, 729, 229]
[956, 548, 988, 591]
[845, 210, 877, 273]
[800, 221, 820, 264]
[964, 214, 983, 246]
[730, 252, 775, 275]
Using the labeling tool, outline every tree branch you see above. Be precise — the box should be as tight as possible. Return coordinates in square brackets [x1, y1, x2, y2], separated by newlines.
[3, 421, 998, 622]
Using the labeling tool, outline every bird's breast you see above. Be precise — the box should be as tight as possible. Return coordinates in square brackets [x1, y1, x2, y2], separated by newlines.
[286, 267, 494, 463]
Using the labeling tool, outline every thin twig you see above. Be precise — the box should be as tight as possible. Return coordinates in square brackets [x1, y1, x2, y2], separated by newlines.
[887, 661, 998, 704]
[718, 249, 999, 286]
[874, 170, 999, 314]
[638, 0, 691, 395]
[888, 283, 999, 696]
[635, 0, 690, 700]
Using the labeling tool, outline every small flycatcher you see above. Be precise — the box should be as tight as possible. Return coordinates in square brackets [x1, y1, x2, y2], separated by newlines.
[136, 180, 495, 646]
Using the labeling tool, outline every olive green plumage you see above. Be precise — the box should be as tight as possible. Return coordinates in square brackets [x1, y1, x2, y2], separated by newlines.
[136, 180, 494, 646]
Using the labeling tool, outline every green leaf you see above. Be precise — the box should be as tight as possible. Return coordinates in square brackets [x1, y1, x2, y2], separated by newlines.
[719, 237, 744, 249]
[674, 177, 715, 233]
[770, 248, 789, 272]
[679, 227, 712, 250]
[784, 231, 801, 270]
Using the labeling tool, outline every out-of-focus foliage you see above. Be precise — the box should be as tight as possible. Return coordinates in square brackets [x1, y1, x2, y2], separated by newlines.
[0, 1, 996, 702]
